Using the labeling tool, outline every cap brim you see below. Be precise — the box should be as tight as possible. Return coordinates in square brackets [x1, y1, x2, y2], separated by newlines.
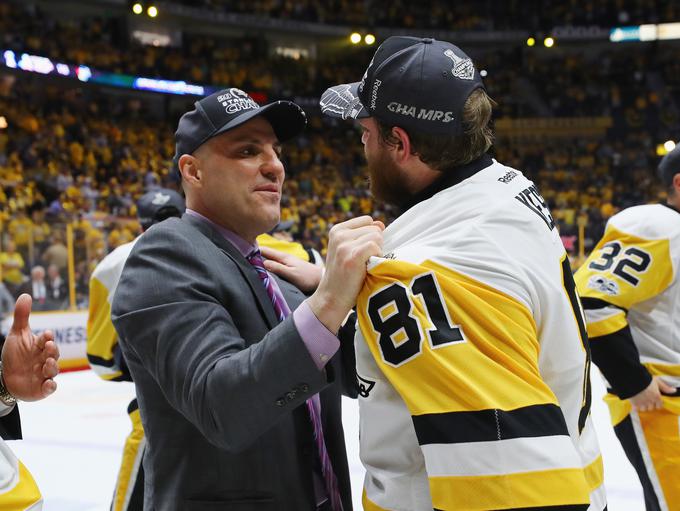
[320, 82, 369, 120]
[213, 100, 307, 143]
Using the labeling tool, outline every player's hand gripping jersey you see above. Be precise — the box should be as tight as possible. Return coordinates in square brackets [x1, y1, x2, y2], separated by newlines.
[354, 159, 606, 511]
[575, 204, 680, 411]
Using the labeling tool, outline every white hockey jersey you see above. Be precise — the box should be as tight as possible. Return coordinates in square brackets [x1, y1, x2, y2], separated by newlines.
[575, 203, 680, 417]
[354, 158, 606, 511]
[87, 237, 140, 381]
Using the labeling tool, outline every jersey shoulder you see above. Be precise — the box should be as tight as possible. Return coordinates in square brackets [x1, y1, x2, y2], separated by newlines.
[609, 204, 680, 242]
[91, 237, 139, 284]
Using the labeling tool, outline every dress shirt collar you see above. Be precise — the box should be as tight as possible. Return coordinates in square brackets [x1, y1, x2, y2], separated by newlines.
[185, 209, 256, 257]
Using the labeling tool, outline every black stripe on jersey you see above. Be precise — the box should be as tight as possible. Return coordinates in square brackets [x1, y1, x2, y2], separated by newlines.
[87, 354, 115, 367]
[590, 326, 652, 399]
[580, 297, 626, 313]
[499, 505, 590, 511]
[614, 416, 662, 511]
[127, 398, 139, 415]
[412, 403, 570, 445]
[87, 354, 132, 382]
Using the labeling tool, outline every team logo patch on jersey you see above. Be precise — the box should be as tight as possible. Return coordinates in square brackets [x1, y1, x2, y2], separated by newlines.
[444, 49, 475, 80]
[588, 275, 620, 296]
[357, 374, 376, 398]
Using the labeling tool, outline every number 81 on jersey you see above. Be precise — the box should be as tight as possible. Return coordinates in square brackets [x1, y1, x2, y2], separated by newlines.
[366, 272, 466, 367]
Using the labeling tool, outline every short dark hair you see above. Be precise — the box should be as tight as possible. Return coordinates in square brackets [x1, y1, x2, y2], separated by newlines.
[377, 88, 496, 171]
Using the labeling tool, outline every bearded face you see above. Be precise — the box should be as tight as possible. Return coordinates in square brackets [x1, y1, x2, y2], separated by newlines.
[360, 118, 414, 208]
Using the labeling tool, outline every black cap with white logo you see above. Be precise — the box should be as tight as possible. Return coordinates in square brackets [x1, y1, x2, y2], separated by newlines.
[137, 188, 186, 230]
[320, 36, 484, 135]
[658, 143, 680, 187]
[173, 88, 307, 172]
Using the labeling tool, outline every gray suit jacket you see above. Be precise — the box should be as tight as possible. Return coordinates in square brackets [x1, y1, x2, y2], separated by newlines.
[112, 215, 355, 511]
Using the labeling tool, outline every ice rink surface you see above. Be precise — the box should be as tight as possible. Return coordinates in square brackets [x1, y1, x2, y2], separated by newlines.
[9, 367, 644, 510]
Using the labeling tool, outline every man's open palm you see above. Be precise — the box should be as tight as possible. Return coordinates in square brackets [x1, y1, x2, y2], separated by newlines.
[2, 294, 59, 401]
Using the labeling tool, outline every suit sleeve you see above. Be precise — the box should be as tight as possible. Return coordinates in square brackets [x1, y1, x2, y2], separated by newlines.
[575, 224, 674, 397]
[111, 226, 332, 453]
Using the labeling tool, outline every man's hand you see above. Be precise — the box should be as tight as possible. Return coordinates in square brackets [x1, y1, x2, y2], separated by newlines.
[629, 376, 675, 412]
[2, 294, 59, 401]
[260, 246, 323, 294]
[307, 216, 384, 333]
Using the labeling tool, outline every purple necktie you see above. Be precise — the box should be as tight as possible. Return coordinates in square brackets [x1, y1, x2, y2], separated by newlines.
[247, 250, 344, 511]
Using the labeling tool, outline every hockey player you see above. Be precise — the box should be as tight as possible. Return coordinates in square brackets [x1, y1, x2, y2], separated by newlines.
[317, 36, 607, 510]
[86, 188, 184, 511]
[575, 144, 680, 510]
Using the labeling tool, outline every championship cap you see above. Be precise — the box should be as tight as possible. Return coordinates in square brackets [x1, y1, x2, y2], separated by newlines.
[173, 88, 307, 172]
[137, 188, 185, 230]
[658, 143, 680, 187]
[320, 36, 484, 135]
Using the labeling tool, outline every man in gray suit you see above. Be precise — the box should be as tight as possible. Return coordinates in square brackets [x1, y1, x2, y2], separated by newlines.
[111, 88, 384, 510]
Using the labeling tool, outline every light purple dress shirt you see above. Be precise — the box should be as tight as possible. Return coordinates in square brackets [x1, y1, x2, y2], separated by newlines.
[185, 209, 340, 369]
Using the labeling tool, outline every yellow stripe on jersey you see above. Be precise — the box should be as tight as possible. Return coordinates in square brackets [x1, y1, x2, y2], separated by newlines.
[646, 361, 680, 378]
[0, 461, 42, 511]
[585, 309, 628, 338]
[584, 455, 605, 494]
[575, 225, 673, 310]
[362, 490, 391, 511]
[256, 233, 310, 262]
[429, 468, 589, 510]
[87, 276, 123, 380]
[112, 407, 145, 511]
[357, 259, 557, 415]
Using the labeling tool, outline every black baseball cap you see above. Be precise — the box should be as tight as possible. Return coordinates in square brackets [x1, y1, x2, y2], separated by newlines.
[320, 36, 484, 135]
[658, 143, 680, 187]
[137, 188, 185, 229]
[173, 87, 307, 172]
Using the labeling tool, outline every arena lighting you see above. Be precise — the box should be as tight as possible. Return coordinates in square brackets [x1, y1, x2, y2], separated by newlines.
[656, 141, 676, 156]
[147, 5, 158, 17]
[0, 116, 7, 129]
[365, 34, 376, 45]
[480, 69, 488, 77]
[610, 22, 680, 42]
[526, 37, 536, 47]
[132, 3, 143, 14]
[350, 32, 362, 44]
[0, 49, 217, 96]
[544, 37, 555, 48]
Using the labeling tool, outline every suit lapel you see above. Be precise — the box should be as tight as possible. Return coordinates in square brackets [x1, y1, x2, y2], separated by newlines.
[182, 215, 280, 329]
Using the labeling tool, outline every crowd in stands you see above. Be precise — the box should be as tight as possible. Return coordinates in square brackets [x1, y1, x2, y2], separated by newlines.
[0, 0, 676, 312]
[180, 0, 680, 31]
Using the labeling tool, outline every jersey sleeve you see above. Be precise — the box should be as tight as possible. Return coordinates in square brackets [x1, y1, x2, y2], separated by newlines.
[574, 224, 668, 397]
[86, 274, 129, 381]
[575, 224, 674, 338]
[356, 257, 592, 510]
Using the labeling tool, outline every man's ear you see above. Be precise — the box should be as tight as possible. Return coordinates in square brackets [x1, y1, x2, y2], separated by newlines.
[178, 154, 201, 186]
[673, 173, 680, 196]
[390, 126, 412, 164]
